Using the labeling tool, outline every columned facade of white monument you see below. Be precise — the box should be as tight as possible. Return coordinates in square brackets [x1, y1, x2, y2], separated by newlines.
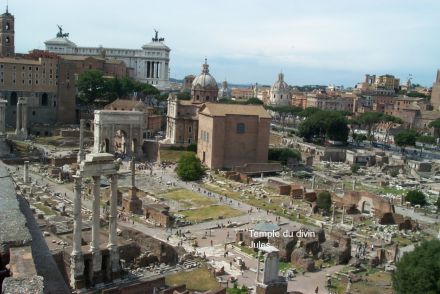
[45, 29, 171, 90]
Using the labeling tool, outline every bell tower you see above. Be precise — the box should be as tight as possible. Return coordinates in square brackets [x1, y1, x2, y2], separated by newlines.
[0, 6, 15, 57]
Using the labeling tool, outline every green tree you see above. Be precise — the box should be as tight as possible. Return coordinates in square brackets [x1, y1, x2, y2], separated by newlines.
[394, 129, 417, 152]
[245, 97, 264, 105]
[357, 112, 383, 138]
[417, 135, 436, 145]
[176, 153, 204, 181]
[268, 148, 301, 165]
[436, 197, 440, 213]
[177, 92, 191, 100]
[316, 191, 332, 212]
[428, 118, 440, 129]
[299, 110, 349, 143]
[77, 70, 106, 104]
[405, 190, 427, 206]
[393, 239, 440, 294]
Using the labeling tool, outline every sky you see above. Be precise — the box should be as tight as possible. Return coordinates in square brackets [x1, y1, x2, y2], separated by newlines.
[5, 0, 440, 87]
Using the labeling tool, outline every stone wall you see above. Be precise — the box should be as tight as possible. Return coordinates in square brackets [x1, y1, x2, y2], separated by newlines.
[120, 229, 179, 265]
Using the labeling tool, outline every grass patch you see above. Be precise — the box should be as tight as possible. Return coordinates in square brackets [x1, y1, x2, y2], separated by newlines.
[279, 261, 293, 272]
[159, 188, 216, 208]
[33, 203, 56, 215]
[160, 150, 195, 163]
[180, 205, 243, 223]
[377, 186, 407, 196]
[165, 267, 219, 291]
[393, 235, 412, 246]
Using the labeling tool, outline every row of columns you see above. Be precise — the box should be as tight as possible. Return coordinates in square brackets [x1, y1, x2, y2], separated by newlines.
[0, 99, 6, 135]
[70, 173, 120, 289]
[15, 97, 28, 137]
[146, 61, 163, 79]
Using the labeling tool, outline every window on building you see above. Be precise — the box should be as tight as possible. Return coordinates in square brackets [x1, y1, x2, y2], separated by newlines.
[236, 123, 245, 134]
[5, 22, 9, 30]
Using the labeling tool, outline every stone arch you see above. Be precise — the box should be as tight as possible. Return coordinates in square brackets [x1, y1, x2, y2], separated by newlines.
[93, 110, 144, 158]
[114, 129, 127, 155]
[103, 138, 110, 153]
[41, 93, 48, 106]
[361, 200, 372, 214]
[132, 138, 138, 155]
[10, 92, 17, 106]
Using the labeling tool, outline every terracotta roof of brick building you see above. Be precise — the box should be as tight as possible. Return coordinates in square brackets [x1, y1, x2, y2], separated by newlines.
[199, 103, 271, 118]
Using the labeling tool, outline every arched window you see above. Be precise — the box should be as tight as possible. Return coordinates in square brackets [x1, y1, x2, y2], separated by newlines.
[10, 92, 17, 106]
[5, 37, 9, 44]
[41, 93, 48, 106]
[5, 22, 10, 30]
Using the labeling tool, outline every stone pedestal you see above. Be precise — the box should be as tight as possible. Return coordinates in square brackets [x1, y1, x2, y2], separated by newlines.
[122, 188, 143, 214]
[70, 253, 85, 289]
[91, 250, 103, 285]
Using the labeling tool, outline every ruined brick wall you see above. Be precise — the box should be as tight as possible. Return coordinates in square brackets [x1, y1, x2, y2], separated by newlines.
[144, 207, 173, 228]
[120, 229, 178, 265]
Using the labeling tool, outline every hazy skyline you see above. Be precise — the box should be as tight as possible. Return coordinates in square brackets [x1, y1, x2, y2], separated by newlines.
[5, 0, 440, 87]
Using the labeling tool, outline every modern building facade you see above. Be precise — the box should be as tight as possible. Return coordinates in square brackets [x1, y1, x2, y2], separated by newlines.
[45, 29, 171, 90]
[197, 103, 271, 169]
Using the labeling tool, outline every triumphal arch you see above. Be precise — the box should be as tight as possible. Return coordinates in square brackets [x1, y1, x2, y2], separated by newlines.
[93, 110, 144, 158]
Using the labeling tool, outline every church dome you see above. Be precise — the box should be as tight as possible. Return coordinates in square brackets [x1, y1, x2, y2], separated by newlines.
[192, 59, 218, 90]
[271, 73, 288, 92]
[218, 80, 231, 98]
[269, 72, 290, 106]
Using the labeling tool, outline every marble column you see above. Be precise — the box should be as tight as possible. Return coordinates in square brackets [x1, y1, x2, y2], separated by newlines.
[23, 161, 29, 184]
[21, 98, 27, 136]
[90, 175, 102, 284]
[70, 175, 85, 289]
[341, 206, 345, 225]
[130, 160, 135, 188]
[0, 99, 6, 135]
[311, 176, 315, 190]
[256, 250, 261, 283]
[78, 119, 85, 163]
[352, 178, 356, 191]
[15, 100, 21, 134]
[108, 174, 120, 279]
[331, 204, 335, 223]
